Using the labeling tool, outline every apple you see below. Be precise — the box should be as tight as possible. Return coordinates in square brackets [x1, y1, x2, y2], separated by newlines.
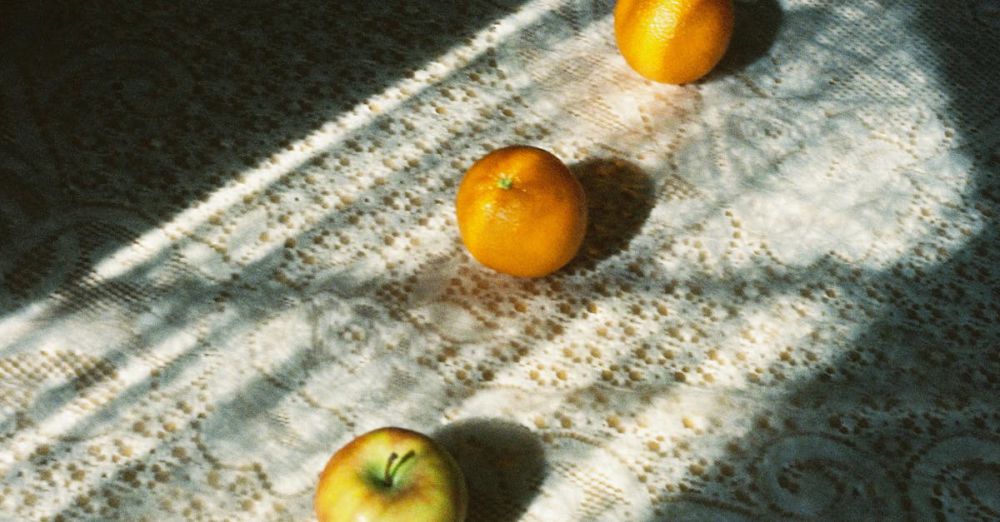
[315, 427, 468, 522]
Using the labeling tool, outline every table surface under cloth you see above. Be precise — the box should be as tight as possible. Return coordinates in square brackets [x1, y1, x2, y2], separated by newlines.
[1, 0, 999, 520]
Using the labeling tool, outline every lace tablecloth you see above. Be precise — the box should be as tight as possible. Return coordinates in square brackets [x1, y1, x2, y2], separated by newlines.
[2, 0, 999, 520]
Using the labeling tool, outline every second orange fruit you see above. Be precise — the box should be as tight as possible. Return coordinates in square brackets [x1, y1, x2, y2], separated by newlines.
[456, 146, 587, 278]
[614, 0, 735, 84]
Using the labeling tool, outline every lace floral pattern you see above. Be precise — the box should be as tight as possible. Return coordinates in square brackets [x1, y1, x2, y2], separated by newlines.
[1, 0, 998, 520]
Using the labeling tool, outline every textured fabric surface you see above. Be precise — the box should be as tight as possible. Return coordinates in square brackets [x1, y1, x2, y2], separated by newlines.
[1, 0, 999, 520]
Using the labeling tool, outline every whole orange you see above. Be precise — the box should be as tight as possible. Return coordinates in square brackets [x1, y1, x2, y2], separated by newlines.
[455, 146, 587, 278]
[614, 0, 735, 84]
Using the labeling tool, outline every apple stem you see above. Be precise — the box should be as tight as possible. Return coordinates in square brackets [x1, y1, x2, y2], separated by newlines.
[383, 450, 416, 487]
[383, 452, 399, 486]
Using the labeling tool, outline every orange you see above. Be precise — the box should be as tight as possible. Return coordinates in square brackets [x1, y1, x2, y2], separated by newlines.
[456, 146, 587, 278]
[614, 0, 735, 84]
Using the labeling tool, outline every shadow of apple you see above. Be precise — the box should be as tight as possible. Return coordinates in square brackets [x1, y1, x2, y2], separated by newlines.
[434, 418, 547, 522]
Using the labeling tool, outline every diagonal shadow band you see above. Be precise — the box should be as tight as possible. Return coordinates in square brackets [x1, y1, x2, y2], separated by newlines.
[0, 0, 533, 303]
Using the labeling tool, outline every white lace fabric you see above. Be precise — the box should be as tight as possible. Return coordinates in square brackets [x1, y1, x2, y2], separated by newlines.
[1, 0, 998, 520]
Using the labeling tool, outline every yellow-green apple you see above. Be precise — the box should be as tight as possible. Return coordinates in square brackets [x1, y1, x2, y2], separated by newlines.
[315, 427, 467, 522]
